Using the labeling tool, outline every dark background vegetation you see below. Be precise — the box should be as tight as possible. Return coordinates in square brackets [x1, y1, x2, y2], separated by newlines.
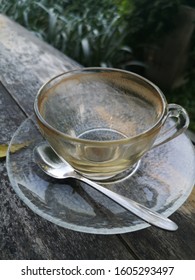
[0, 0, 194, 131]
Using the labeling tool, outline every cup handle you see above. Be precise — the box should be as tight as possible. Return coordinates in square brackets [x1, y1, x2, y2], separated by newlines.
[153, 103, 189, 148]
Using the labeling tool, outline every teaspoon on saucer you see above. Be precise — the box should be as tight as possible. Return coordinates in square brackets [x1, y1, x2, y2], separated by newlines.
[33, 143, 178, 231]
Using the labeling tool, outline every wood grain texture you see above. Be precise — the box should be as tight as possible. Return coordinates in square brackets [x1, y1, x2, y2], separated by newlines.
[121, 188, 195, 260]
[0, 14, 134, 260]
[0, 82, 134, 260]
[0, 14, 195, 260]
[0, 14, 80, 116]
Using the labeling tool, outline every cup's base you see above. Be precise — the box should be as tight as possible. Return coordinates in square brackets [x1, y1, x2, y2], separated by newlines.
[82, 160, 141, 184]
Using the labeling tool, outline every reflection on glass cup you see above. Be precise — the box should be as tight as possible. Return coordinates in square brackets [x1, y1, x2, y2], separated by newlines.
[34, 68, 189, 181]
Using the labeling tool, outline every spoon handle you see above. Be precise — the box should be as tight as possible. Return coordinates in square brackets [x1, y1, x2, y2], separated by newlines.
[77, 176, 178, 231]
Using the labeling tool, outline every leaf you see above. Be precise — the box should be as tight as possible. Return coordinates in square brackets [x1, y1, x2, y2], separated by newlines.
[81, 37, 91, 59]
[0, 142, 29, 159]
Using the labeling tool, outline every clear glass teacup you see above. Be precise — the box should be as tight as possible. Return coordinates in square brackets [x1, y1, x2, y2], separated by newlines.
[34, 68, 189, 181]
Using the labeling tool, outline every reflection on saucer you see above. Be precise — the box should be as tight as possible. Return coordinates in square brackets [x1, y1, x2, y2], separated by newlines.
[6, 116, 195, 234]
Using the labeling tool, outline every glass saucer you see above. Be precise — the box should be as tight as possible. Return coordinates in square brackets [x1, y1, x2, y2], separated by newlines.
[6, 116, 195, 234]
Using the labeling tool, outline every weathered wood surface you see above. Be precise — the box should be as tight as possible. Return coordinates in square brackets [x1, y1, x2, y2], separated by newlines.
[0, 15, 134, 260]
[123, 187, 195, 260]
[0, 82, 135, 260]
[0, 14, 195, 260]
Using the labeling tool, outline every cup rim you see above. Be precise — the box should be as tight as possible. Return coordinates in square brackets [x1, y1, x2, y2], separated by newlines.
[34, 67, 168, 144]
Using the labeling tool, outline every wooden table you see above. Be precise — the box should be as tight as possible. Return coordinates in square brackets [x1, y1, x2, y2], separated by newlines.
[0, 14, 195, 260]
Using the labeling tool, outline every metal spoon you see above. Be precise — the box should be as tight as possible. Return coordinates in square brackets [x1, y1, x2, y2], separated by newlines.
[33, 143, 178, 231]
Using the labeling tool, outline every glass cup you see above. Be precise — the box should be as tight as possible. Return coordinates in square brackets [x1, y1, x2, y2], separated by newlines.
[34, 68, 189, 181]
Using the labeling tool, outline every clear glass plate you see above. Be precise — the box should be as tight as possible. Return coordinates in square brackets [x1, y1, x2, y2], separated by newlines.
[6, 116, 195, 234]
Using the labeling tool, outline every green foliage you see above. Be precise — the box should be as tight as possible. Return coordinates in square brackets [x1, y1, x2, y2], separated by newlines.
[167, 80, 195, 132]
[122, 0, 181, 48]
[0, 0, 185, 67]
[0, 0, 131, 67]
[181, 0, 195, 7]
[113, 0, 135, 16]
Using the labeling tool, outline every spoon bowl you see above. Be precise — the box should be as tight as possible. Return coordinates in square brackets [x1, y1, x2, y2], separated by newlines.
[33, 143, 178, 231]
